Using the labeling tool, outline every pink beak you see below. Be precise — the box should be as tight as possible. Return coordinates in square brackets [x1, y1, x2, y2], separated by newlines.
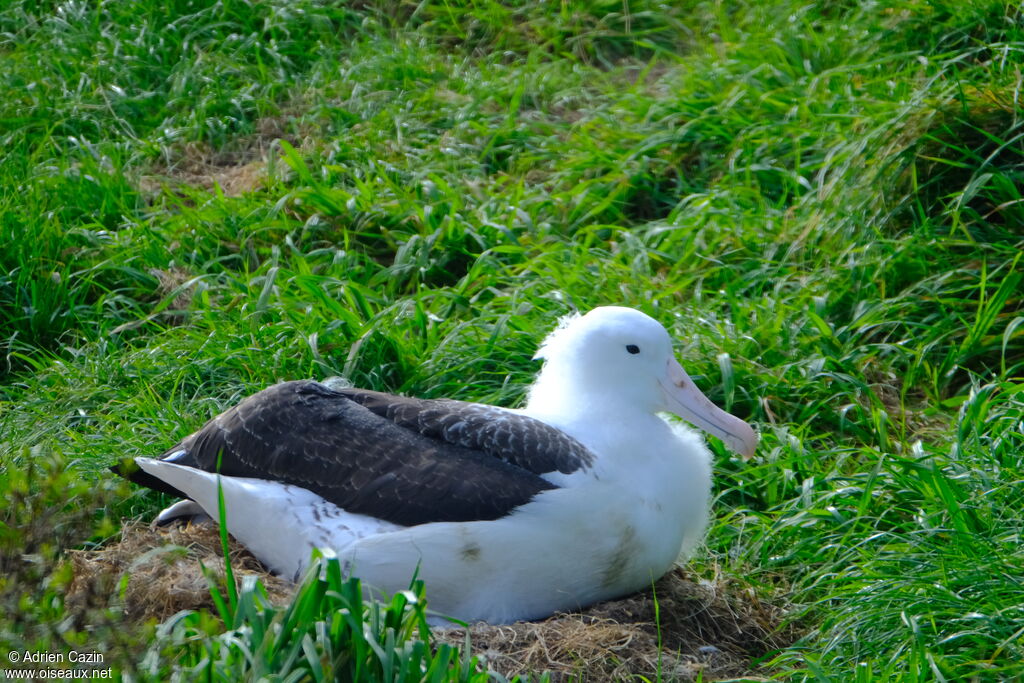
[658, 357, 758, 459]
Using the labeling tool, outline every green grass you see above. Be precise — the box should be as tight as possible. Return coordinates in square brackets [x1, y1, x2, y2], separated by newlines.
[1, 0, 1022, 679]
[155, 550, 493, 682]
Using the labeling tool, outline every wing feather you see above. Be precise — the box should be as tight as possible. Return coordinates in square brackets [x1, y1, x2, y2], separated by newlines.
[339, 387, 594, 475]
[131, 380, 592, 527]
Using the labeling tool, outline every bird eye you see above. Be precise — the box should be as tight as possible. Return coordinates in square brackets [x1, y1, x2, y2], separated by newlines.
[626, 344, 640, 355]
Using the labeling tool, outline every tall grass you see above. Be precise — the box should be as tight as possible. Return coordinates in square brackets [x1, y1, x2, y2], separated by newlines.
[1, 0, 1022, 679]
[149, 551, 494, 682]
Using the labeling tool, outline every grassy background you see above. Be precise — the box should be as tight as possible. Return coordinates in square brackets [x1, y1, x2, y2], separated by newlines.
[1, 0, 1022, 679]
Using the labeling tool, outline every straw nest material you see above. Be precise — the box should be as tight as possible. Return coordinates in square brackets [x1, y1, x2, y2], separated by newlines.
[66, 522, 295, 621]
[68, 522, 796, 681]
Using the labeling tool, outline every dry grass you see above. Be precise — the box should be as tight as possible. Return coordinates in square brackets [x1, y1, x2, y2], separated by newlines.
[137, 117, 299, 197]
[437, 568, 794, 681]
[139, 155, 268, 197]
[67, 522, 294, 622]
[68, 522, 797, 680]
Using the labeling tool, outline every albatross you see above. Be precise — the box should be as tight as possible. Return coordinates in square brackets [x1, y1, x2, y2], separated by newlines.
[116, 306, 757, 624]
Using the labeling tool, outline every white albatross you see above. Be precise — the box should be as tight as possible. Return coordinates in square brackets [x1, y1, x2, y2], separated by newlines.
[115, 306, 757, 624]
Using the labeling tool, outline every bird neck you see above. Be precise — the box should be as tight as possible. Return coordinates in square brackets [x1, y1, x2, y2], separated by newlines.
[525, 363, 653, 421]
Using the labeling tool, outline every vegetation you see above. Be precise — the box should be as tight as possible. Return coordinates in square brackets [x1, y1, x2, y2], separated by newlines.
[1, 0, 1022, 679]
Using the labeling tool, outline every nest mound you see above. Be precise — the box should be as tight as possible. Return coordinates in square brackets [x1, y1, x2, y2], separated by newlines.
[68, 523, 795, 680]
[436, 568, 792, 681]
[67, 522, 294, 621]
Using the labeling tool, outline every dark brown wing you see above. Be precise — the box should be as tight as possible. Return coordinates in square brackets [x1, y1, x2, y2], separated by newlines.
[338, 387, 594, 475]
[119, 380, 593, 526]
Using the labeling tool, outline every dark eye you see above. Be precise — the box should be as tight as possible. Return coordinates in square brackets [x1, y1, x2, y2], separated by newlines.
[626, 344, 640, 355]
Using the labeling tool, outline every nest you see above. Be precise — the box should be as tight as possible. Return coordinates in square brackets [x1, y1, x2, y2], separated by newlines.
[436, 568, 793, 681]
[68, 523, 795, 680]
[66, 522, 294, 621]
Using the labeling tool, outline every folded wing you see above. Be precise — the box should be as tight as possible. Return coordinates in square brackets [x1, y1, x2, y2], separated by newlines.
[117, 380, 594, 526]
